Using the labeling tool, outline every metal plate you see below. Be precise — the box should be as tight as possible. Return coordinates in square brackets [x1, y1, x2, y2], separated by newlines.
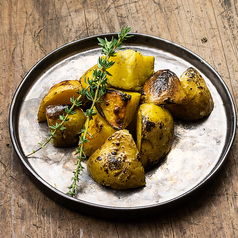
[9, 33, 236, 219]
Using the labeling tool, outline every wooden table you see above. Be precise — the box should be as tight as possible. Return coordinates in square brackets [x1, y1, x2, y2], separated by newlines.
[1, 0, 238, 237]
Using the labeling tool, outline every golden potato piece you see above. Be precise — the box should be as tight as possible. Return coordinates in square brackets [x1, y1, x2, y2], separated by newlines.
[84, 108, 117, 157]
[96, 88, 141, 130]
[87, 129, 145, 190]
[166, 67, 214, 120]
[137, 103, 174, 169]
[46, 105, 86, 147]
[141, 69, 187, 105]
[107, 50, 154, 91]
[80, 65, 97, 90]
[38, 80, 86, 122]
[80, 49, 154, 91]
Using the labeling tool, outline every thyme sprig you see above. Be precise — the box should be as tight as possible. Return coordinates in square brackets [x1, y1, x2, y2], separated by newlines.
[27, 26, 132, 197]
[67, 26, 133, 197]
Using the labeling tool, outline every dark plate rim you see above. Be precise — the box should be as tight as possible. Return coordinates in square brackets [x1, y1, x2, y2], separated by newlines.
[9, 33, 237, 219]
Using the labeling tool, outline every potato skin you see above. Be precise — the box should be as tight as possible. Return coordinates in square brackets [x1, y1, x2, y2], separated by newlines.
[87, 130, 145, 190]
[38, 80, 86, 122]
[137, 103, 174, 169]
[80, 50, 154, 91]
[166, 67, 214, 120]
[96, 88, 141, 130]
[84, 108, 117, 157]
[141, 69, 187, 105]
[46, 105, 86, 147]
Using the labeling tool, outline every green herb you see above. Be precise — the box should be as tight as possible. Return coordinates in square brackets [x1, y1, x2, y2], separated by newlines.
[67, 26, 133, 197]
[27, 26, 132, 197]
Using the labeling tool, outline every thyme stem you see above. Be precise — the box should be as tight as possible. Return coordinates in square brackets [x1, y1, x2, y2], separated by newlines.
[27, 26, 132, 197]
[67, 26, 132, 197]
[67, 85, 100, 195]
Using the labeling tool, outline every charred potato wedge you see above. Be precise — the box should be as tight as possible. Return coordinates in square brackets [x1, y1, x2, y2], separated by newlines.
[96, 89, 141, 130]
[137, 103, 174, 169]
[141, 69, 187, 105]
[46, 105, 86, 147]
[87, 130, 145, 190]
[38, 80, 86, 122]
[84, 108, 117, 157]
[166, 67, 214, 120]
[80, 49, 154, 91]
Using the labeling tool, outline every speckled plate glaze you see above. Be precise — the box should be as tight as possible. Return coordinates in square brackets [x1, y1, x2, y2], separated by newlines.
[9, 33, 236, 219]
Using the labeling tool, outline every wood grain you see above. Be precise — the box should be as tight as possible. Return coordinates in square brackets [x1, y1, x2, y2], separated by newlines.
[1, 0, 238, 237]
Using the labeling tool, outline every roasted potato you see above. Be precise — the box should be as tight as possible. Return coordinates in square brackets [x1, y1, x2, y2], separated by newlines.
[137, 103, 174, 169]
[166, 67, 214, 120]
[38, 80, 87, 122]
[96, 88, 141, 130]
[87, 129, 145, 190]
[141, 69, 187, 105]
[80, 49, 154, 91]
[84, 108, 117, 157]
[46, 105, 86, 147]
